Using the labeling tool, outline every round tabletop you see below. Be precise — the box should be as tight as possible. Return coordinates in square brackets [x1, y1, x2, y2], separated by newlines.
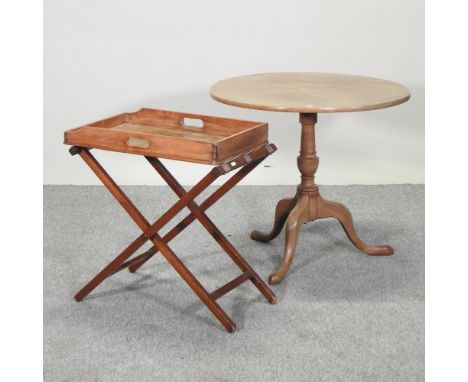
[210, 72, 410, 113]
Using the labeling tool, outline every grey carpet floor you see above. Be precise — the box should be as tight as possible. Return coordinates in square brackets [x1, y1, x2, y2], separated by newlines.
[44, 185, 424, 382]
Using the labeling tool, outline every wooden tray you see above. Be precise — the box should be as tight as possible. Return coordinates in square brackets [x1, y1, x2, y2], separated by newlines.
[64, 108, 268, 164]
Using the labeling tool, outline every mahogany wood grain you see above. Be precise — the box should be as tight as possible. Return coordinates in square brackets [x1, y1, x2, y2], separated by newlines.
[64, 108, 268, 164]
[69, 144, 277, 332]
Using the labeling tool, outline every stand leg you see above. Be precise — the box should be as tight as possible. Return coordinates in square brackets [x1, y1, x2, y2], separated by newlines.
[251, 197, 296, 242]
[146, 157, 277, 304]
[71, 146, 276, 332]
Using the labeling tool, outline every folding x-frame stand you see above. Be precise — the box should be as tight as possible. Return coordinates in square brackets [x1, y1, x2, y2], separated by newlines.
[70, 144, 277, 332]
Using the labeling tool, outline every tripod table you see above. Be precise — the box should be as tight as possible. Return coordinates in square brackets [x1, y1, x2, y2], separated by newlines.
[210, 72, 410, 285]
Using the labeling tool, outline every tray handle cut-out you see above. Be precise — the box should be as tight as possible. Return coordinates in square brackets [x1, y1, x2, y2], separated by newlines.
[126, 137, 150, 149]
[181, 117, 204, 129]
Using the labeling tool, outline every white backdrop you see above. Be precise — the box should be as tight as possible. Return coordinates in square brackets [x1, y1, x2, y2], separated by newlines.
[44, 0, 424, 185]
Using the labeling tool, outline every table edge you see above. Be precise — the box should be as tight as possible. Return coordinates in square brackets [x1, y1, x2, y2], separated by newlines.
[210, 91, 411, 113]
